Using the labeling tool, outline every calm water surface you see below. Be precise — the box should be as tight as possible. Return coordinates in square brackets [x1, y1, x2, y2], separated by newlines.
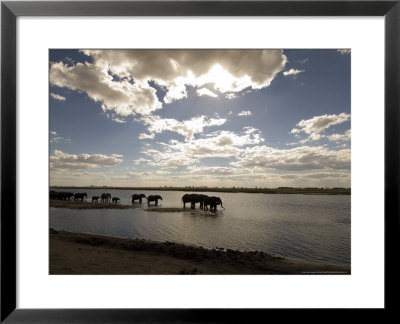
[49, 189, 350, 265]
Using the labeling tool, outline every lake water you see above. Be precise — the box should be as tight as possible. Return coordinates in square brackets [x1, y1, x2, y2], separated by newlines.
[49, 188, 351, 265]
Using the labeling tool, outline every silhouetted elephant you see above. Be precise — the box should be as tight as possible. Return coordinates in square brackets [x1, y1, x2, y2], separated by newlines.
[92, 196, 100, 203]
[130, 194, 146, 203]
[101, 193, 111, 203]
[203, 196, 224, 211]
[74, 193, 87, 201]
[147, 195, 162, 206]
[112, 197, 120, 203]
[182, 194, 209, 209]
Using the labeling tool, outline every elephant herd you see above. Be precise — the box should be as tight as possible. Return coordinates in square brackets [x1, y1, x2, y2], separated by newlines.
[129, 194, 163, 206]
[91, 193, 120, 203]
[50, 191, 86, 201]
[50, 191, 224, 211]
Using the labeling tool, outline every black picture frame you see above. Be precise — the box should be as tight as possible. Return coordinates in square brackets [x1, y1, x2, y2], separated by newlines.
[1, 0, 399, 322]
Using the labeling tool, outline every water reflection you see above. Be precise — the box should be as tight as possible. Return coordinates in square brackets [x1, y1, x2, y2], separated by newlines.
[49, 189, 350, 265]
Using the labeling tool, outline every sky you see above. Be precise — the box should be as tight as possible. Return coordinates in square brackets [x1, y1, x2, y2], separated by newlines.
[49, 49, 351, 188]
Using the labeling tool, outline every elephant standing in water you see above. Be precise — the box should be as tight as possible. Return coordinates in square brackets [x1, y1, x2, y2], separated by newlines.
[74, 193, 87, 201]
[182, 194, 209, 209]
[203, 196, 224, 211]
[147, 195, 162, 206]
[92, 196, 100, 203]
[101, 193, 111, 203]
[130, 194, 146, 203]
[112, 197, 120, 203]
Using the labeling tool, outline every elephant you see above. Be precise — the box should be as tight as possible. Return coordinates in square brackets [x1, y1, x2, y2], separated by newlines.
[92, 196, 100, 203]
[101, 193, 111, 203]
[203, 196, 224, 211]
[130, 194, 146, 203]
[182, 194, 209, 209]
[74, 192, 87, 201]
[147, 195, 162, 206]
[112, 197, 120, 203]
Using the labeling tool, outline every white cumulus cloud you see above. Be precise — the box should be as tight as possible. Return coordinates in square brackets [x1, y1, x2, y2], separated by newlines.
[291, 113, 351, 135]
[140, 115, 226, 142]
[50, 93, 66, 101]
[50, 150, 123, 171]
[238, 110, 252, 116]
[196, 88, 218, 98]
[50, 49, 287, 117]
[232, 145, 350, 171]
[283, 69, 305, 76]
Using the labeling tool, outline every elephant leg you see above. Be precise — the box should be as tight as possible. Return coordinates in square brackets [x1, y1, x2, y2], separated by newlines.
[191, 202, 195, 209]
[155, 200, 158, 206]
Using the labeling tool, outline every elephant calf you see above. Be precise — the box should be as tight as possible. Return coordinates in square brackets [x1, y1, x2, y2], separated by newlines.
[112, 197, 120, 203]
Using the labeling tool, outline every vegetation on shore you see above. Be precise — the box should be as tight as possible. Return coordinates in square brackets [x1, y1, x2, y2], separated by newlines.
[50, 186, 351, 195]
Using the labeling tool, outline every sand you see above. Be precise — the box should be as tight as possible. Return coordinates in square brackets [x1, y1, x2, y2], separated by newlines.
[50, 199, 140, 209]
[50, 200, 218, 215]
[50, 229, 350, 275]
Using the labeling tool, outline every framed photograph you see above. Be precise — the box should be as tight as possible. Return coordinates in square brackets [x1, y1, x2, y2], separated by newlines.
[1, 0, 399, 321]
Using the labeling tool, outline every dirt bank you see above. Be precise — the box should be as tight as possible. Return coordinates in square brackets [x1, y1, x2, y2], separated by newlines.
[50, 199, 140, 209]
[50, 229, 350, 275]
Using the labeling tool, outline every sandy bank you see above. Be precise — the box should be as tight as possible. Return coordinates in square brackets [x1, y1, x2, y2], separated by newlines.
[50, 229, 350, 275]
[50, 199, 139, 209]
[50, 200, 215, 215]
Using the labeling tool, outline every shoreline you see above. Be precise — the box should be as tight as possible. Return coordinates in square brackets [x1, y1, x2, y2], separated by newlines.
[50, 200, 212, 214]
[50, 186, 351, 195]
[50, 199, 139, 209]
[50, 229, 350, 275]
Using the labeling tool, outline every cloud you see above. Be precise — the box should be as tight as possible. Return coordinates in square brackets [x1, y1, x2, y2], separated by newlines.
[327, 129, 351, 142]
[50, 150, 123, 171]
[237, 110, 252, 116]
[283, 69, 305, 76]
[232, 145, 350, 171]
[139, 133, 155, 140]
[50, 50, 287, 117]
[50, 131, 71, 143]
[302, 172, 349, 179]
[291, 113, 350, 135]
[50, 93, 66, 101]
[50, 61, 162, 116]
[196, 88, 218, 98]
[141, 127, 264, 168]
[112, 117, 127, 124]
[187, 166, 237, 176]
[140, 115, 226, 142]
[337, 49, 351, 55]
[225, 93, 237, 99]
